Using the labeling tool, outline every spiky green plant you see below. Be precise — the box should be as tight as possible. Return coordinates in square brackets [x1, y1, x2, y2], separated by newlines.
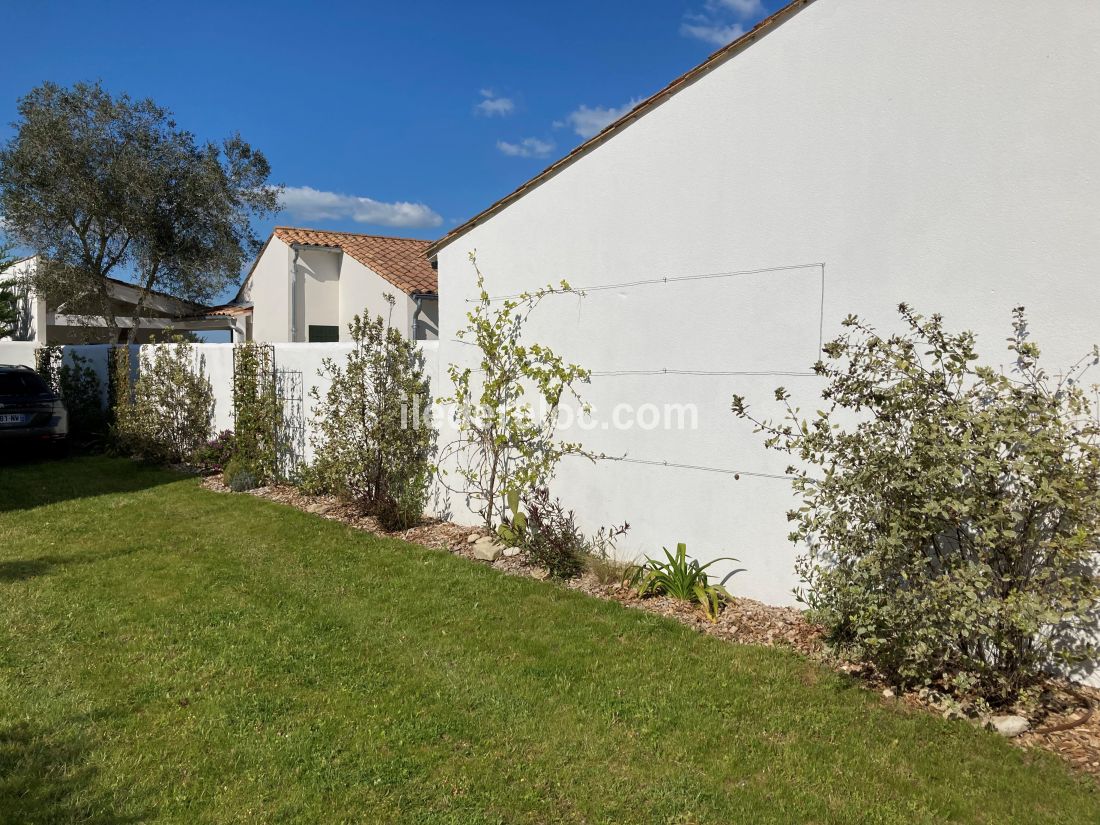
[630, 543, 737, 621]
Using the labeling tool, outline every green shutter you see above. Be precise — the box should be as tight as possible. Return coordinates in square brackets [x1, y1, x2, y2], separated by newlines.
[307, 325, 340, 343]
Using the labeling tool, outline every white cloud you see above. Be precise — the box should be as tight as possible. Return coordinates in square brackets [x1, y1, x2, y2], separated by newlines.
[714, 0, 762, 15]
[558, 99, 641, 139]
[681, 0, 760, 47]
[496, 137, 556, 158]
[679, 20, 746, 46]
[476, 89, 515, 117]
[280, 186, 443, 229]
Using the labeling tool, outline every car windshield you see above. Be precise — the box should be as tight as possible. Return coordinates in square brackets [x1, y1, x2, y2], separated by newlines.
[0, 371, 51, 396]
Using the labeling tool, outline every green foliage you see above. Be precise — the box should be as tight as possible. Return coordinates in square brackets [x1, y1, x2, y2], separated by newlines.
[194, 430, 236, 474]
[496, 489, 528, 545]
[35, 346, 107, 447]
[60, 352, 107, 447]
[33, 345, 60, 391]
[630, 543, 735, 621]
[223, 455, 260, 492]
[232, 342, 281, 483]
[515, 488, 630, 581]
[0, 81, 279, 343]
[308, 299, 435, 530]
[732, 305, 1100, 705]
[112, 338, 214, 463]
[0, 241, 20, 338]
[108, 345, 132, 431]
[0, 285, 17, 338]
[439, 254, 592, 528]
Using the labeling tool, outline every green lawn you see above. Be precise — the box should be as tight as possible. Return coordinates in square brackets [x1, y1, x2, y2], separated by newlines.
[0, 456, 1096, 824]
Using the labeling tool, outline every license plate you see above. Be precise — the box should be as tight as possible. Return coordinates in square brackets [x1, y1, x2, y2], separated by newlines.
[0, 414, 27, 425]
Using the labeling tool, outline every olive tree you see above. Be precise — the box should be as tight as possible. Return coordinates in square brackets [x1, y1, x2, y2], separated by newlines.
[0, 241, 20, 338]
[0, 81, 280, 343]
[732, 304, 1100, 706]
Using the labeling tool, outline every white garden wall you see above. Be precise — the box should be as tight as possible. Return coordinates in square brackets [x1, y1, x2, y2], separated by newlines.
[0, 340, 445, 471]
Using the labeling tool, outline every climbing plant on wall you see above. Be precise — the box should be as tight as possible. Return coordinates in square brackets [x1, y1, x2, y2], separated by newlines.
[230, 342, 282, 484]
[438, 253, 593, 530]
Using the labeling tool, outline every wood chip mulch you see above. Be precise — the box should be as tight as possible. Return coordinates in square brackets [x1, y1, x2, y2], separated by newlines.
[201, 474, 1100, 781]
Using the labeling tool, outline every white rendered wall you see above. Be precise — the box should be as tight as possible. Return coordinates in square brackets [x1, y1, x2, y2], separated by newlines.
[296, 248, 341, 339]
[0, 258, 45, 343]
[432, 0, 1100, 608]
[244, 237, 292, 343]
[244, 239, 430, 343]
[0, 340, 444, 467]
[338, 256, 417, 341]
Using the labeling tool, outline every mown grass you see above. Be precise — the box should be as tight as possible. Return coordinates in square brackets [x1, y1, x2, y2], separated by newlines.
[0, 455, 1097, 824]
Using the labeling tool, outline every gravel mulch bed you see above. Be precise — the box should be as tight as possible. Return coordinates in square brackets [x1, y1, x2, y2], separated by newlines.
[201, 474, 1100, 780]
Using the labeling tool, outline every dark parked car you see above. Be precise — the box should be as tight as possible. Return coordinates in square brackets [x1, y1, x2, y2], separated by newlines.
[0, 364, 68, 446]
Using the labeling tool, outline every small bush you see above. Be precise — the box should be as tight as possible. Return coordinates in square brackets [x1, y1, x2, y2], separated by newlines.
[585, 519, 631, 584]
[732, 305, 1100, 705]
[59, 351, 107, 447]
[503, 488, 629, 581]
[586, 555, 634, 587]
[521, 488, 587, 579]
[112, 338, 214, 463]
[630, 543, 735, 621]
[195, 430, 236, 474]
[308, 302, 435, 530]
[37, 346, 108, 448]
[223, 456, 260, 492]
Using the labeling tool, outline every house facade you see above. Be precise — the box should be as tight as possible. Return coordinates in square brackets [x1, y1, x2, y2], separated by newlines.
[0, 256, 242, 344]
[427, 0, 1100, 607]
[229, 227, 439, 343]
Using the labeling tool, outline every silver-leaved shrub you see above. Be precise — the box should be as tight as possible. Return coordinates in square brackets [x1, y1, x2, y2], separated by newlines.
[732, 304, 1100, 705]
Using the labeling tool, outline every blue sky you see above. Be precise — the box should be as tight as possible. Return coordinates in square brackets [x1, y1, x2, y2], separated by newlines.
[1, 0, 783, 259]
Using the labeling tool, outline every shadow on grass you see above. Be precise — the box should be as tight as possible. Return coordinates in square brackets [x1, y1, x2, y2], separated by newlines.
[0, 452, 181, 513]
[0, 547, 141, 583]
[0, 721, 144, 825]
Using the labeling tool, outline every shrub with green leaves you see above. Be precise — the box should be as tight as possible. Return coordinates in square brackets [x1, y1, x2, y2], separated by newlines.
[308, 299, 435, 530]
[506, 487, 629, 581]
[732, 305, 1100, 705]
[35, 345, 105, 445]
[112, 338, 214, 463]
[232, 342, 281, 483]
[439, 254, 592, 529]
[223, 454, 260, 492]
[60, 351, 108, 447]
[630, 543, 735, 621]
[194, 430, 236, 474]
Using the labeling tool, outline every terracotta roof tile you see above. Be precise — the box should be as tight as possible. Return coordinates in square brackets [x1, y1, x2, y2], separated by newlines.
[274, 227, 437, 296]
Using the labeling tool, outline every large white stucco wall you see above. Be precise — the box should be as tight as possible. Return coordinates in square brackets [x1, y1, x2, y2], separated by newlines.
[432, 0, 1100, 607]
